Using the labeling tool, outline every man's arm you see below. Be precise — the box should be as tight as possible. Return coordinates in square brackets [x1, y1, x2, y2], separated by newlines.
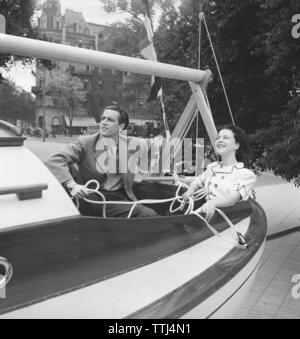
[46, 138, 94, 199]
[46, 138, 85, 185]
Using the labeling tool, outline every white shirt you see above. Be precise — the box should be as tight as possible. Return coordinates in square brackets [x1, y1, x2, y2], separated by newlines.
[197, 162, 257, 201]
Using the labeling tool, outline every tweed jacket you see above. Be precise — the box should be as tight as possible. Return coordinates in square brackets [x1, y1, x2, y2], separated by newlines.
[46, 133, 148, 201]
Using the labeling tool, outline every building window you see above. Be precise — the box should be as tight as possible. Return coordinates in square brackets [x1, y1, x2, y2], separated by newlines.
[56, 22, 60, 30]
[99, 80, 104, 90]
[70, 66, 75, 73]
[86, 65, 90, 72]
[73, 23, 77, 33]
[83, 80, 90, 90]
[84, 28, 90, 35]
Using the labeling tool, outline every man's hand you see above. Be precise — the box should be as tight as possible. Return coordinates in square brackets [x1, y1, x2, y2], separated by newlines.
[70, 184, 94, 200]
[196, 200, 216, 221]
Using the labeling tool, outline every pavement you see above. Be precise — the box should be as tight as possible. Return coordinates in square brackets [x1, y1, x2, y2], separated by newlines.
[235, 174, 300, 319]
[25, 136, 300, 319]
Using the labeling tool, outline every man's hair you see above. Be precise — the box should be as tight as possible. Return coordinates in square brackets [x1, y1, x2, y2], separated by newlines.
[101, 105, 129, 130]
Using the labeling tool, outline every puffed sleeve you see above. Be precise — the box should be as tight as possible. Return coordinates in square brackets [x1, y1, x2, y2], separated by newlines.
[231, 169, 257, 201]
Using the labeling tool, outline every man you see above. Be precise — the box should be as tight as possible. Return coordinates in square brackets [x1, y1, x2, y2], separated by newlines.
[47, 105, 157, 218]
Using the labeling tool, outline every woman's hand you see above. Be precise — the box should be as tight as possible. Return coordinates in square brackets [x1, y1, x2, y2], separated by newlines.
[70, 184, 94, 200]
[183, 187, 206, 202]
[196, 200, 216, 221]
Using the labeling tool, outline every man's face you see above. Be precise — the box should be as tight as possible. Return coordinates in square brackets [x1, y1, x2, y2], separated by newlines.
[100, 109, 124, 137]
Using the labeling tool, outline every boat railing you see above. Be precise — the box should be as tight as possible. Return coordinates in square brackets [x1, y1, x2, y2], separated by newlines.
[0, 183, 48, 201]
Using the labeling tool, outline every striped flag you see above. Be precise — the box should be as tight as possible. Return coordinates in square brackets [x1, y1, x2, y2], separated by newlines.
[139, 0, 162, 102]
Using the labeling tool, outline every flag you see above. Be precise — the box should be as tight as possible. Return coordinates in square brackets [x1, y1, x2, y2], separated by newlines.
[139, 0, 162, 102]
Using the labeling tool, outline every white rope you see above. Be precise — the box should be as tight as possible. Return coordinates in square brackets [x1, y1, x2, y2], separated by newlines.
[202, 15, 236, 126]
[73, 180, 247, 250]
[190, 210, 247, 250]
[74, 180, 194, 219]
[160, 96, 171, 140]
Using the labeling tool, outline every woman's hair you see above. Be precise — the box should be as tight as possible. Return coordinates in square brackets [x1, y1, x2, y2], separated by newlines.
[101, 105, 129, 129]
[218, 125, 251, 165]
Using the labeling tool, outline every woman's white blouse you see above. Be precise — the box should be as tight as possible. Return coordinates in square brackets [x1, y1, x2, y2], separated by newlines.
[196, 162, 257, 201]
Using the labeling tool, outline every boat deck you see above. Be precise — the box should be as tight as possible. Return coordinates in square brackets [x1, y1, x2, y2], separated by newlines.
[235, 173, 300, 319]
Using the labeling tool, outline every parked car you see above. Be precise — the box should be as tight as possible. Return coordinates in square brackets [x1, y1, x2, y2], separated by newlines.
[32, 128, 49, 138]
[24, 127, 34, 136]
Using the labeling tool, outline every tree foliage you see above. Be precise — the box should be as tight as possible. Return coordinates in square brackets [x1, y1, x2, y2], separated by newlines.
[154, 0, 300, 183]
[100, 0, 300, 183]
[47, 70, 86, 136]
[0, 83, 35, 123]
[99, 0, 155, 20]
[99, 5, 163, 122]
[0, 0, 38, 67]
[252, 0, 300, 185]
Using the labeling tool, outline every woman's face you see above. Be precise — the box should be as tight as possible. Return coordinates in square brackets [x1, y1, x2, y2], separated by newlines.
[215, 129, 239, 157]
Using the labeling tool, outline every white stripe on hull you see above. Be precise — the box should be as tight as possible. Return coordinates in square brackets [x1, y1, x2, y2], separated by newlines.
[182, 243, 265, 319]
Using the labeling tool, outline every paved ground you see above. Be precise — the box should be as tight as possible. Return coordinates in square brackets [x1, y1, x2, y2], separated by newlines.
[255, 173, 300, 236]
[234, 173, 300, 319]
[236, 232, 300, 319]
[25, 136, 300, 319]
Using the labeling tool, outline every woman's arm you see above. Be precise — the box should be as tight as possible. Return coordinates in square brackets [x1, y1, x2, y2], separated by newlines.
[197, 191, 241, 221]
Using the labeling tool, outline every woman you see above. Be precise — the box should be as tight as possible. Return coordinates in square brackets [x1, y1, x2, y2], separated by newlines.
[184, 125, 256, 221]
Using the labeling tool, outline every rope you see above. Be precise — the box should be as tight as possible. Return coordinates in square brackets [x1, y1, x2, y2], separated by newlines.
[160, 96, 171, 140]
[198, 10, 203, 70]
[71, 180, 247, 250]
[202, 15, 236, 126]
[73, 180, 194, 218]
[190, 210, 247, 250]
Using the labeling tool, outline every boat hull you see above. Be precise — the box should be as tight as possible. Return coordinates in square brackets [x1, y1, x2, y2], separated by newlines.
[0, 195, 266, 318]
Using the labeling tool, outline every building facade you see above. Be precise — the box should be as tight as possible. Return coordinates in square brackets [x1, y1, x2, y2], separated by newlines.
[33, 0, 160, 136]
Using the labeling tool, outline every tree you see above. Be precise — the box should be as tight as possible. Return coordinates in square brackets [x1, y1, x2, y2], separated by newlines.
[155, 0, 272, 131]
[0, 82, 35, 124]
[154, 0, 300, 184]
[99, 0, 180, 131]
[252, 0, 300, 184]
[99, 0, 155, 20]
[47, 71, 87, 137]
[0, 0, 38, 67]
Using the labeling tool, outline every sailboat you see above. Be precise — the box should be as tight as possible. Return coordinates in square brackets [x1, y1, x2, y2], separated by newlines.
[0, 15, 267, 318]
